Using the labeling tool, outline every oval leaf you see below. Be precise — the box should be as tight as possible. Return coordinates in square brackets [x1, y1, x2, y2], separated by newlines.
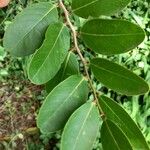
[91, 58, 149, 95]
[101, 120, 132, 150]
[99, 95, 149, 149]
[28, 22, 70, 85]
[61, 102, 100, 150]
[81, 19, 145, 55]
[3, 2, 58, 56]
[72, 0, 130, 18]
[37, 75, 89, 133]
[45, 51, 79, 93]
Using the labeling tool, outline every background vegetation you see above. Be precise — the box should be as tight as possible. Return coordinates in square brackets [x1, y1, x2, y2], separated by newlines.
[0, 0, 150, 149]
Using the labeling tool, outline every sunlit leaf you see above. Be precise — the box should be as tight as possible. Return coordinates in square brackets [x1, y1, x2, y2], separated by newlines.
[37, 75, 89, 133]
[99, 95, 149, 149]
[28, 22, 70, 85]
[81, 19, 145, 55]
[61, 102, 100, 150]
[4, 2, 58, 56]
[91, 58, 149, 95]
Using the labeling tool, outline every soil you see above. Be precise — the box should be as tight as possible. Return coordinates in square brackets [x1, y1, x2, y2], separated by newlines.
[0, 77, 42, 140]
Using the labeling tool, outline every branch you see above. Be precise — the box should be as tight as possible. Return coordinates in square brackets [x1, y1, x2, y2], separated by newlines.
[59, 0, 105, 117]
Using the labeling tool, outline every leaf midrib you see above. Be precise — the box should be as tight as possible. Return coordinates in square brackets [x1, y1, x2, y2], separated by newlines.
[81, 32, 143, 37]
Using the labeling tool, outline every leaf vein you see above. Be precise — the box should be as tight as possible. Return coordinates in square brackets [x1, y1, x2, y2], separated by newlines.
[81, 32, 143, 37]
[73, 0, 99, 12]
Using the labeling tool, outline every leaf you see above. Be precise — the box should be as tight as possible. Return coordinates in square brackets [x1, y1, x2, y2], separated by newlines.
[3, 2, 58, 56]
[99, 95, 149, 150]
[37, 75, 89, 133]
[61, 102, 100, 150]
[28, 22, 70, 85]
[72, 0, 130, 18]
[101, 120, 132, 150]
[45, 51, 79, 93]
[91, 58, 149, 95]
[81, 19, 145, 55]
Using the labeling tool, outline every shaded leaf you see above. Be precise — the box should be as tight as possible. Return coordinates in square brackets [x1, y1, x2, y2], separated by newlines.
[91, 58, 149, 95]
[72, 0, 130, 18]
[99, 95, 149, 149]
[37, 75, 89, 133]
[28, 22, 70, 85]
[61, 102, 100, 150]
[45, 51, 79, 93]
[81, 19, 145, 55]
[101, 120, 132, 150]
[4, 2, 58, 56]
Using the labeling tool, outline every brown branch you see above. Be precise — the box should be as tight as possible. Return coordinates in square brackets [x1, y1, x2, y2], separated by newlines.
[59, 0, 105, 117]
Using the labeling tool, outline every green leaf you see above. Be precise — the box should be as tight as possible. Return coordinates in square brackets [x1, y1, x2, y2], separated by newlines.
[61, 102, 100, 150]
[3, 2, 58, 56]
[28, 22, 70, 85]
[81, 19, 145, 55]
[37, 75, 89, 133]
[101, 120, 132, 150]
[72, 0, 130, 18]
[0, 46, 6, 61]
[45, 51, 79, 93]
[91, 58, 149, 95]
[99, 95, 149, 150]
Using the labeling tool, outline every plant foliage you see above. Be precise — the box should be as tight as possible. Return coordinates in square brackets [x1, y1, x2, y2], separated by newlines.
[3, 0, 150, 149]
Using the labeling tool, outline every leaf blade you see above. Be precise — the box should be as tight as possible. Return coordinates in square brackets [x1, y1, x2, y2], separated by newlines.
[99, 95, 149, 150]
[37, 75, 89, 133]
[101, 120, 132, 150]
[72, 0, 130, 18]
[81, 19, 145, 55]
[28, 22, 70, 85]
[61, 102, 100, 150]
[3, 2, 58, 56]
[91, 58, 149, 95]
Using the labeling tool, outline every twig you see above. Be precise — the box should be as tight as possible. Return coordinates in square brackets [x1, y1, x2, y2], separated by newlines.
[0, 127, 39, 142]
[59, 0, 105, 117]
